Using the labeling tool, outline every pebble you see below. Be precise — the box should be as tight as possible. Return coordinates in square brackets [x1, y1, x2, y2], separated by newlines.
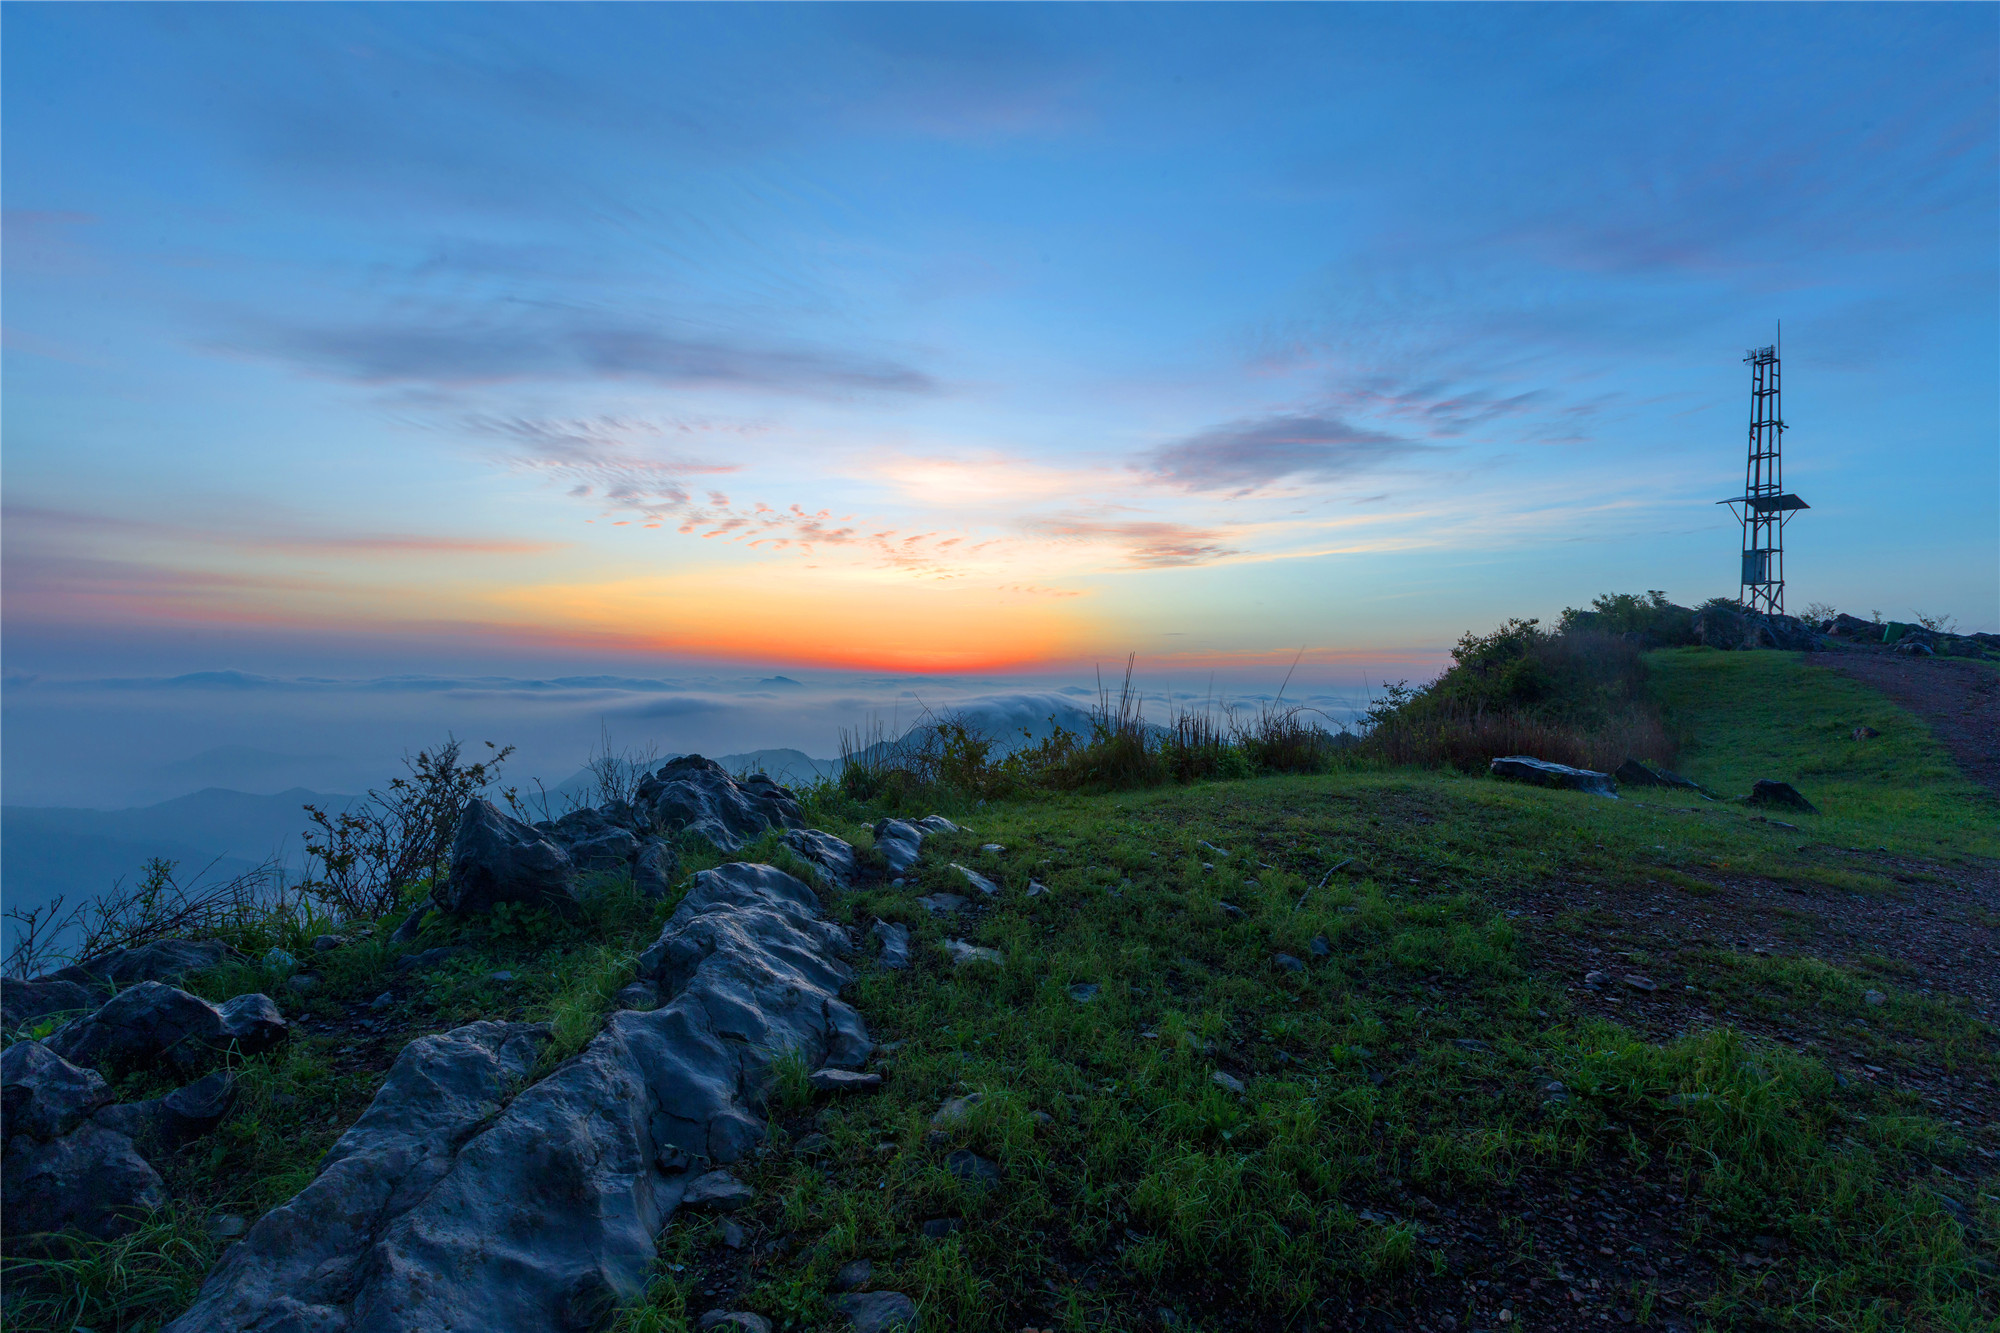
[1068, 983, 1101, 1003]
[1212, 1070, 1247, 1095]
[207, 1214, 248, 1240]
[950, 864, 1000, 896]
[946, 939, 1003, 968]
[1451, 1038, 1491, 1053]
[833, 1258, 873, 1292]
[369, 991, 395, 1010]
[931, 1092, 983, 1128]
[310, 935, 343, 953]
[832, 1290, 919, 1332]
[484, 971, 517, 984]
[1273, 954, 1305, 973]
[809, 1068, 883, 1094]
[918, 1219, 963, 1240]
[1217, 901, 1245, 920]
[978, 843, 1005, 855]
[682, 1170, 755, 1212]
[1583, 970, 1607, 987]
[917, 893, 969, 915]
[263, 947, 298, 972]
[946, 1148, 1001, 1189]
[1864, 989, 1886, 1007]
[286, 974, 320, 996]
[1622, 974, 1658, 992]
[1025, 880, 1048, 897]
[696, 1314, 770, 1333]
[1308, 936, 1332, 958]
[719, 1220, 748, 1249]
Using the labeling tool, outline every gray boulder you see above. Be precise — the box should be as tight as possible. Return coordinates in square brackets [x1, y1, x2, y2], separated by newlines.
[950, 864, 999, 896]
[872, 819, 927, 875]
[1748, 779, 1819, 814]
[633, 837, 679, 900]
[637, 757, 803, 853]
[870, 921, 911, 970]
[1614, 758, 1706, 792]
[1489, 756, 1618, 799]
[782, 828, 862, 890]
[1, 976, 100, 1033]
[92, 1070, 238, 1154]
[165, 863, 867, 1333]
[1692, 604, 1823, 652]
[161, 1021, 549, 1333]
[1, 1039, 112, 1144]
[567, 827, 643, 873]
[2, 1122, 166, 1242]
[439, 798, 578, 916]
[832, 1290, 918, 1332]
[47, 983, 286, 1076]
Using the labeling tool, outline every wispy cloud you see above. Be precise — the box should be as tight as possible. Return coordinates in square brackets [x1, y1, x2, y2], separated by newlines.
[1140, 413, 1424, 496]
[1024, 516, 1236, 567]
[251, 307, 937, 395]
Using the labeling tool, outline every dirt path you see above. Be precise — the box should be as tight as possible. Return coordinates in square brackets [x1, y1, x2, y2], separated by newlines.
[1809, 647, 2000, 796]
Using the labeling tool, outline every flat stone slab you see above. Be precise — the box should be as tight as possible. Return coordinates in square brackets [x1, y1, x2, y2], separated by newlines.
[1489, 755, 1618, 799]
[950, 864, 999, 896]
[809, 1068, 882, 1094]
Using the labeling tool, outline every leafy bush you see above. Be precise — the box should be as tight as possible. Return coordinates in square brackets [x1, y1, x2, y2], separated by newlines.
[299, 738, 515, 922]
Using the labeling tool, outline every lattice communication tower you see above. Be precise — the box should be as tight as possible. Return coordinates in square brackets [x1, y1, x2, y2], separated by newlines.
[1717, 331, 1806, 614]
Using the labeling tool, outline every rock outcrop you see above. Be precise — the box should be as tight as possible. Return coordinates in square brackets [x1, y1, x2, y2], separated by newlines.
[1613, 759, 1706, 793]
[46, 982, 286, 1076]
[1691, 604, 1823, 652]
[782, 828, 863, 890]
[637, 757, 804, 853]
[440, 798, 580, 915]
[1489, 756, 1618, 799]
[166, 861, 867, 1333]
[91, 1070, 239, 1155]
[1, 1039, 112, 1144]
[3, 938, 244, 1032]
[2, 1121, 167, 1243]
[872, 815, 960, 875]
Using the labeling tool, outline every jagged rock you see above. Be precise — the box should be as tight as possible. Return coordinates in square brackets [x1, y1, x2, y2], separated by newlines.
[783, 829, 863, 890]
[4, 938, 246, 1032]
[53, 939, 244, 991]
[1693, 604, 1823, 652]
[951, 864, 999, 896]
[92, 1070, 238, 1153]
[439, 799, 578, 916]
[870, 921, 911, 970]
[160, 1021, 549, 1333]
[1308, 936, 1332, 958]
[1273, 953, 1306, 973]
[390, 904, 431, 943]
[568, 827, 643, 872]
[1748, 779, 1819, 814]
[637, 757, 803, 853]
[833, 1290, 918, 1332]
[46, 983, 285, 1076]
[833, 1258, 873, 1292]
[810, 1068, 882, 1094]
[0, 977, 99, 1034]
[917, 893, 969, 915]
[1025, 880, 1048, 897]
[167, 864, 865, 1333]
[311, 935, 342, 953]
[1, 1040, 112, 1144]
[2, 1122, 166, 1243]
[873, 820, 928, 875]
[1489, 756, 1618, 799]
[1614, 759, 1706, 792]
[615, 980, 662, 1011]
[698, 1314, 771, 1333]
[1212, 1071, 1246, 1094]
[946, 940, 1002, 968]
[683, 1169, 755, 1211]
[634, 837, 678, 899]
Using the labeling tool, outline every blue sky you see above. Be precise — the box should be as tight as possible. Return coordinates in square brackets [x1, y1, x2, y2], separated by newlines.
[3, 3, 1995, 800]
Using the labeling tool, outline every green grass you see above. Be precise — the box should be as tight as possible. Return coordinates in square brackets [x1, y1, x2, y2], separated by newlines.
[9, 646, 1996, 1332]
[1648, 647, 2000, 858]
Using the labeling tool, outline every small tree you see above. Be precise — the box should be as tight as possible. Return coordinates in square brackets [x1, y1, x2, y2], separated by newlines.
[300, 738, 515, 922]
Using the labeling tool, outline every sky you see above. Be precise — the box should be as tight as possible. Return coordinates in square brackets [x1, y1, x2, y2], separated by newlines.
[4, 4, 1996, 806]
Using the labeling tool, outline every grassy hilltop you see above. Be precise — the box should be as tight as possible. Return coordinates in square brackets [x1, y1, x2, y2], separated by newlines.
[7, 643, 1998, 1333]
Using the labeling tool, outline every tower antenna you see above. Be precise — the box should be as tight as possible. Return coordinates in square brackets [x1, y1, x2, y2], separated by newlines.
[1717, 332, 1807, 614]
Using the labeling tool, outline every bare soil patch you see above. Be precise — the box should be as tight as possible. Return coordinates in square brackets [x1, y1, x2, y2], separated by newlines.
[1810, 647, 2000, 797]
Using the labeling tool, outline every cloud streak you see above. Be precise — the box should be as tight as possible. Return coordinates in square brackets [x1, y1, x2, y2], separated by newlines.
[1140, 414, 1425, 495]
